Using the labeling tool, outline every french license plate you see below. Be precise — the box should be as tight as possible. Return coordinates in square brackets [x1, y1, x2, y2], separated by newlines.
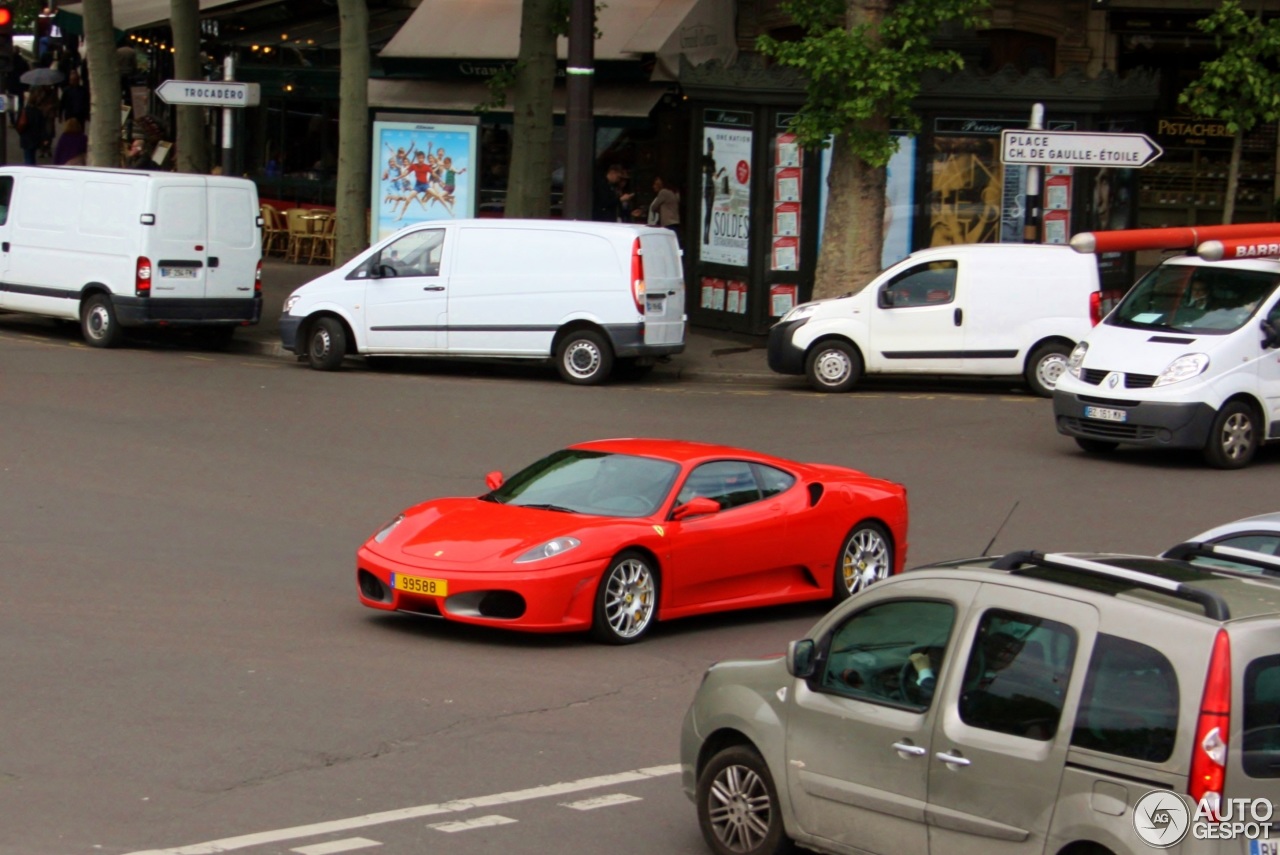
[392, 573, 448, 597]
[1084, 406, 1128, 423]
[1250, 840, 1278, 855]
[161, 267, 197, 279]
[646, 296, 665, 312]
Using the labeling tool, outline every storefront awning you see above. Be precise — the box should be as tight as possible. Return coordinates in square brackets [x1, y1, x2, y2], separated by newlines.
[379, 0, 703, 62]
[57, 0, 245, 34]
[370, 78, 670, 119]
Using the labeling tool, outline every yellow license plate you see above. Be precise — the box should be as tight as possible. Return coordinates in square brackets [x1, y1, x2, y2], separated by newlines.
[392, 573, 448, 597]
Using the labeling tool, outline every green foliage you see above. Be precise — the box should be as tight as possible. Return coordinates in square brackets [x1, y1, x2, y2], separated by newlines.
[1178, 0, 1280, 134]
[759, 0, 989, 166]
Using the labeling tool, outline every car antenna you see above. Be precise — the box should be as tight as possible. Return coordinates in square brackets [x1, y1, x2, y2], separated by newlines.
[982, 501, 1020, 557]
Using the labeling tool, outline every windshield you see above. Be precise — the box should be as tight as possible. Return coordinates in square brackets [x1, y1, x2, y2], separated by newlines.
[487, 449, 680, 518]
[1107, 263, 1280, 334]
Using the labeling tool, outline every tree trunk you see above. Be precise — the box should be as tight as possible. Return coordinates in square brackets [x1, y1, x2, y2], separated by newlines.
[335, 0, 371, 264]
[505, 0, 558, 219]
[170, 0, 207, 174]
[1224, 131, 1243, 225]
[83, 0, 120, 167]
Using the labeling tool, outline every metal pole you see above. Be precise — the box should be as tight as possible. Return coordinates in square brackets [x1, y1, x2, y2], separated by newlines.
[221, 54, 234, 176]
[564, 0, 594, 219]
[1024, 102, 1044, 243]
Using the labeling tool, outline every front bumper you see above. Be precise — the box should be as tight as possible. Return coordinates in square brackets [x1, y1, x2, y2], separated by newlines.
[113, 295, 261, 327]
[356, 544, 607, 633]
[766, 320, 807, 375]
[1053, 389, 1217, 449]
[279, 313, 303, 352]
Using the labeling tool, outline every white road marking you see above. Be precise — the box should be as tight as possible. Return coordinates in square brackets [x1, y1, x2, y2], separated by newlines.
[560, 793, 643, 811]
[428, 815, 517, 833]
[123, 764, 680, 855]
[291, 838, 382, 855]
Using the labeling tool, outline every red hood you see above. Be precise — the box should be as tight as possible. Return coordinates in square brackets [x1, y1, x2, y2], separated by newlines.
[370, 497, 619, 567]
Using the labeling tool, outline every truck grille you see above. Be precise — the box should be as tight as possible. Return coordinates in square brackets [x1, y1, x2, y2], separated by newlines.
[1081, 369, 1158, 389]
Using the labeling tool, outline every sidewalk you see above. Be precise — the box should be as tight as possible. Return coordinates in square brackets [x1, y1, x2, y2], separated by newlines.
[239, 257, 780, 384]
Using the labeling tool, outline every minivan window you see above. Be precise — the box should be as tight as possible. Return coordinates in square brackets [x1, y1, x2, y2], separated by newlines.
[0, 175, 12, 225]
[1108, 263, 1280, 334]
[375, 228, 444, 278]
[820, 599, 955, 710]
[882, 260, 957, 308]
[1244, 655, 1280, 778]
[958, 609, 1077, 741]
[1072, 634, 1178, 762]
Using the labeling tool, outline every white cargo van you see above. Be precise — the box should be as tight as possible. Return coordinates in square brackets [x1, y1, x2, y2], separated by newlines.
[768, 243, 1116, 396]
[1054, 250, 1280, 469]
[279, 218, 686, 385]
[0, 166, 262, 347]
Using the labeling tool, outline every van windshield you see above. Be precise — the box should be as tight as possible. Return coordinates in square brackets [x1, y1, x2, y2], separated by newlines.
[1106, 263, 1280, 335]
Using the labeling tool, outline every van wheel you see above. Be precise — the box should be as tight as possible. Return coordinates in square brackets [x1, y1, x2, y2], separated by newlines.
[307, 317, 347, 371]
[1203, 401, 1259, 469]
[1025, 342, 1072, 397]
[805, 340, 861, 393]
[697, 745, 794, 855]
[1075, 437, 1119, 454]
[556, 330, 613, 385]
[81, 293, 123, 348]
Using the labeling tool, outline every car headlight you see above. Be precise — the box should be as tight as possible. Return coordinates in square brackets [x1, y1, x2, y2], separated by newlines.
[780, 303, 818, 323]
[283, 295, 300, 314]
[515, 537, 581, 564]
[373, 513, 405, 543]
[1154, 353, 1210, 386]
[1067, 341, 1088, 379]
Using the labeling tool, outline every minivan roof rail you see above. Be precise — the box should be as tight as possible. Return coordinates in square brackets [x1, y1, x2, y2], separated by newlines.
[991, 550, 1231, 621]
[1162, 541, 1280, 579]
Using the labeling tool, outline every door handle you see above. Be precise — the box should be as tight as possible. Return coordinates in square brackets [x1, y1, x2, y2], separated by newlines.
[2, 242, 8, 252]
[935, 751, 971, 767]
[892, 741, 927, 757]
[423, 285, 446, 291]
[208, 257, 219, 268]
[953, 308, 963, 326]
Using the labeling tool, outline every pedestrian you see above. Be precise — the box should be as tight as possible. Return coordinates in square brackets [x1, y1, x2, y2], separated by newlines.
[17, 90, 48, 165]
[592, 163, 632, 222]
[6, 52, 29, 127]
[60, 69, 89, 125]
[640, 176, 681, 238]
[124, 138, 151, 169]
[53, 116, 87, 165]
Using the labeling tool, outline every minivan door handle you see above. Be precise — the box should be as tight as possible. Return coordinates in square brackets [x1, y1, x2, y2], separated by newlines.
[423, 285, 446, 291]
[954, 308, 963, 326]
[892, 741, 927, 757]
[935, 751, 971, 767]
[208, 257, 219, 268]
[1, 242, 8, 252]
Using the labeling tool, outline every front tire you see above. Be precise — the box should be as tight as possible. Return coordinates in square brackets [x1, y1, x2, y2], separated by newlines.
[697, 745, 794, 855]
[556, 330, 614, 385]
[804, 340, 862, 393]
[1203, 400, 1259, 469]
[307, 317, 347, 371]
[80, 293, 123, 348]
[590, 551, 657, 644]
[835, 521, 893, 601]
[1025, 341, 1072, 397]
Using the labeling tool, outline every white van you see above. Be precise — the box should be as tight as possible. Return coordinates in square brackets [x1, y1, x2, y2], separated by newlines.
[1054, 251, 1280, 469]
[767, 243, 1116, 396]
[279, 218, 686, 384]
[0, 166, 262, 347]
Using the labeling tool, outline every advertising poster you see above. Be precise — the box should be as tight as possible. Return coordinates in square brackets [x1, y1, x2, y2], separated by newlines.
[770, 284, 798, 317]
[727, 281, 748, 314]
[370, 120, 478, 243]
[772, 236, 799, 271]
[701, 276, 727, 311]
[773, 201, 800, 237]
[700, 112, 753, 267]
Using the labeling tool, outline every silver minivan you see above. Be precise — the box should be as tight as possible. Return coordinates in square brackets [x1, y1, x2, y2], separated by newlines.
[681, 549, 1280, 855]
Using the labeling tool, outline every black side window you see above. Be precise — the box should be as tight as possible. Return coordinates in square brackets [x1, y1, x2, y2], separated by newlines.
[1072, 634, 1178, 762]
[882, 260, 958, 308]
[0, 176, 13, 226]
[958, 609, 1077, 741]
[820, 599, 955, 711]
[754, 463, 796, 499]
[676, 461, 763, 510]
[1244, 655, 1280, 778]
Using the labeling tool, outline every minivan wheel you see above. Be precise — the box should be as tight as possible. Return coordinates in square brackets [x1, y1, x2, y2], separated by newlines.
[835, 521, 893, 601]
[697, 745, 794, 855]
[1025, 342, 1072, 397]
[804, 340, 862, 393]
[307, 317, 347, 371]
[81, 293, 123, 348]
[556, 330, 614, 385]
[1203, 401, 1259, 469]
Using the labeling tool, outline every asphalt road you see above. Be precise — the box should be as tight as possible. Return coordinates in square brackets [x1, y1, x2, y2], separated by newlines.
[3, 316, 1279, 855]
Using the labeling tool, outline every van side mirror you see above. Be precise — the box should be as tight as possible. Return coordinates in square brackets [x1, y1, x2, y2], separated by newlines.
[878, 288, 894, 308]
[485, 471, 504, 490]
[787, 639, 816, 679]
[672, 496, 721, 520]
[1263, 319, 1280, 350]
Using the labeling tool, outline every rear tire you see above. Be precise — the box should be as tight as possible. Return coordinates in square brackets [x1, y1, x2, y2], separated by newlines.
[1025, 342, 1072, 397]
[1203, 400, 1259, 469]
[80, 293, 123, 348]
[804, 340, 862, 393]
[307, 317, 347, 371]
[556, 330, 614, 385]
[697, 745, 794, 855]
[1075, 437, 1119, 454]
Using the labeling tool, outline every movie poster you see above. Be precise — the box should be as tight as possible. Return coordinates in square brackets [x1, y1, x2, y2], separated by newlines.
[370, 120, 478, 243]
[699, 112, 753, 267]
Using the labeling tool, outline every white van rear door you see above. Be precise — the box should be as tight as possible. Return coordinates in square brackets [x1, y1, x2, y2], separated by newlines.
[151, 180, 209, 299]
[639, 231, 684, 346]
[206, 183, 260, 300]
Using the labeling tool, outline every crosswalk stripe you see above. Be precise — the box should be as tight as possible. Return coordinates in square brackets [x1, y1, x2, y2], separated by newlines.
[428, 815, 517, 833]
[560, 793, 643, 811]
[290, 838, 382, 855]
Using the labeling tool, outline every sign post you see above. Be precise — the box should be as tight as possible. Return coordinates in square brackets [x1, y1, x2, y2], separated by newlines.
[156, 71, 262, 176]
[1000, 129, 1163, 168]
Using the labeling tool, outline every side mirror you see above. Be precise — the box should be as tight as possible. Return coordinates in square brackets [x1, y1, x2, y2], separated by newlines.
[1262, 319, 1280, 350]
[787, 639, 816, 679]
[672, 496, 721, 520]
[485, 471, 504, 490]
[878, 288, 894, 308]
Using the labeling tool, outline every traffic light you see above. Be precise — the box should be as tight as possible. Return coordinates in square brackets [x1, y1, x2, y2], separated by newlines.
[0, 3, 13, 71]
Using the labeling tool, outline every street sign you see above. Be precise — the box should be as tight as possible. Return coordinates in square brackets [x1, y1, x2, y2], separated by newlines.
[1000, 129, 1163, 168]
[156, 79, 261, 108]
